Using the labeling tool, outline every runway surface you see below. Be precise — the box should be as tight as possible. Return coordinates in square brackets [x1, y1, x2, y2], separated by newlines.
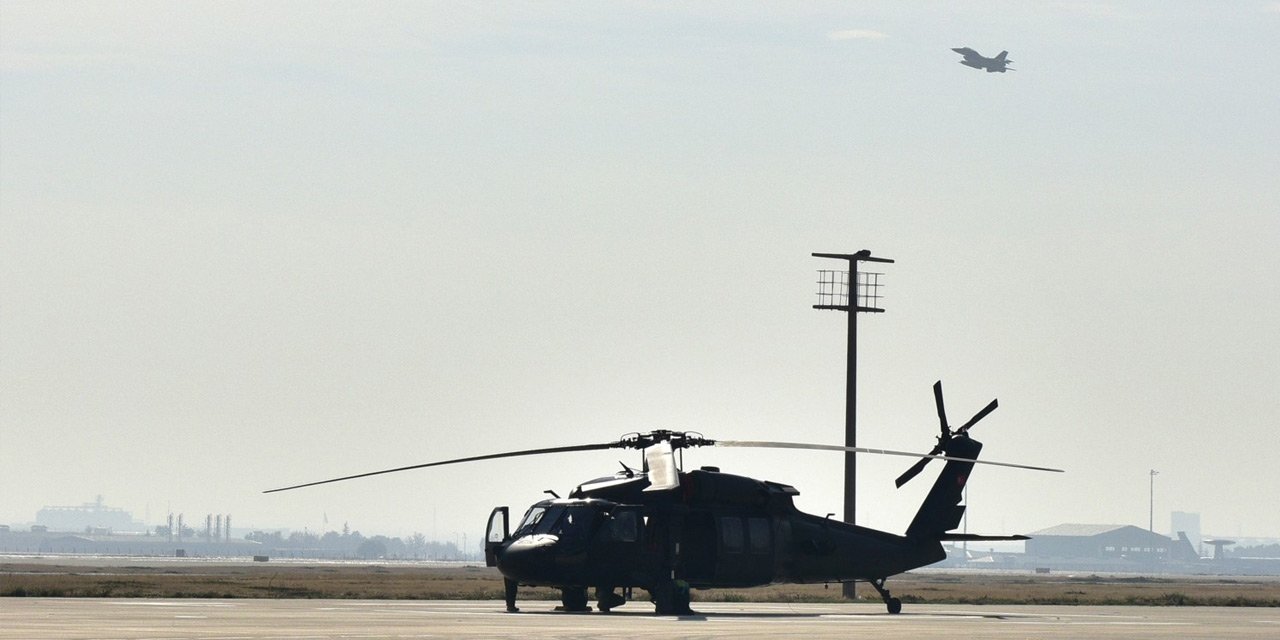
[3, 599, 1278, 639]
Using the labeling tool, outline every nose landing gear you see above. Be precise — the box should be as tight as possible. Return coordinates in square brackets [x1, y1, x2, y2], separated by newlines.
[557, 586, 592, 612]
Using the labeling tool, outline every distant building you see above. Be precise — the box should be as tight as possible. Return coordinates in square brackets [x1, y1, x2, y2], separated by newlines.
[1026, 524, 1172, 563]
[35, 496, 145, 533]
[0, 529, 262, 557]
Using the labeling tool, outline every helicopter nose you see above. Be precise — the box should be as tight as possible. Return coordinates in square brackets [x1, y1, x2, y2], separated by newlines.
[496, 534, 558, 582]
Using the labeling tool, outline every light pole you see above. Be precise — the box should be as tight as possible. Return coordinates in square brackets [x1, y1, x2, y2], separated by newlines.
[1149, 469, 1159, 532]
[813, 250, 893, 599]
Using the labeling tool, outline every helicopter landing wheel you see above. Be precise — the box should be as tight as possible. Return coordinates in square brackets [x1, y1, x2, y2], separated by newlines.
[887, 597, 902, 615]
[869, 578, 902, 615]
[652, 580, 693, 615]
[595, 587, 625, 613]
[559, 586, 591, 612]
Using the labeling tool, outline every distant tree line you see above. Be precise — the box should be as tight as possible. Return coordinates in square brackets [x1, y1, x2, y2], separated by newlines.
[244, 526, 464, 560]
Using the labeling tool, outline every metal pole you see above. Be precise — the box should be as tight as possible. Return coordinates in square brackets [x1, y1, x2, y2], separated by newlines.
[813, 251, 892, 602]
[1149, 470, 1158, 532]
[842, 276, 858, 600]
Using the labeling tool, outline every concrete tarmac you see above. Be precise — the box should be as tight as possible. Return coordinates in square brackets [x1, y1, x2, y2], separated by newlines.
[2, 599, 1278, 639]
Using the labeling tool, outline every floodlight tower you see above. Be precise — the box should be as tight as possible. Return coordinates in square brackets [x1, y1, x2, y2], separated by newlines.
[813, 250, 893, 600]
[1149, 469, 1159, 532]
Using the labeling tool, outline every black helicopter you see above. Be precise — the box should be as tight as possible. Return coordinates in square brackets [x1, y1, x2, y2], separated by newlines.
[266, 381, 1060, 615]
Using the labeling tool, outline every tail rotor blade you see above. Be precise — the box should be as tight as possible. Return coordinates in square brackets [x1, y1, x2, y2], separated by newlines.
[958, 398, 998, 434]
[895, 456, 933, 488]
[894, 443, 944, 488]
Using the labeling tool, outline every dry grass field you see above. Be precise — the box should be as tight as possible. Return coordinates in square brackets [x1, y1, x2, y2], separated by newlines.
[3, 562, 1278, 606]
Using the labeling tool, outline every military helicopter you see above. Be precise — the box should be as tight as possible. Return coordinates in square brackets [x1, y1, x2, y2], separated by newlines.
[266, 381, 1061, 615]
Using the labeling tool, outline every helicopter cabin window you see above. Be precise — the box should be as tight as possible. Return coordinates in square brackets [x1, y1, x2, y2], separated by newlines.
[747, 517, 771, 553]
[607, 509, 639, 543]
[720, 517, 745, 553]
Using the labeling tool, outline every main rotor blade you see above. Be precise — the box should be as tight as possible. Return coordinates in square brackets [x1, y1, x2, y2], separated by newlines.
[958, 398, 999, 433]
[713, 440, 1063, 474]
[933, 381, 949, 436]
[264, 440, 621, 494]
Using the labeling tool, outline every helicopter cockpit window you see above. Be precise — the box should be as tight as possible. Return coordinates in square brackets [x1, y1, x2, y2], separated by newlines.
[531, 506, 567, 536]
[548, 506, 601, 542]
[514, 506, 549, 537]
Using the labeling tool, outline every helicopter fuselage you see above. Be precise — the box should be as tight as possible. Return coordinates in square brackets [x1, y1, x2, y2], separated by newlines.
[485, 467, 946, 599]
[267, 382, 1049, 615]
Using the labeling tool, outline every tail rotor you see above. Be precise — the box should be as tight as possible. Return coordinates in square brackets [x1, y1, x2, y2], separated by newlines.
[894, 381, 997, 488]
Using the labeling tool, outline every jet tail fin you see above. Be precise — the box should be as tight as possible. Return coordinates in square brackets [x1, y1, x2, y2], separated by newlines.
[1173, 531, 1200, 561]
[995, 51, 1008, 61]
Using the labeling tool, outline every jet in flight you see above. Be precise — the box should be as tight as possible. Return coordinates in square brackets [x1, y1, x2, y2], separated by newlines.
[952, 47, 1013, 73]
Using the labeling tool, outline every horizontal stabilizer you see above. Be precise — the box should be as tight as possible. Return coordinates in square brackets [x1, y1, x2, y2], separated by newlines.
[937, 533, 1030, 541]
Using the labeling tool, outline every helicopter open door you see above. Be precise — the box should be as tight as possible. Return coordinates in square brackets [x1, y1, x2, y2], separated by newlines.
[484, 506, 509, 567]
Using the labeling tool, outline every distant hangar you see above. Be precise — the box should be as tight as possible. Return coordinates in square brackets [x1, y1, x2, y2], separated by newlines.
[1026, 524, 1173, 562]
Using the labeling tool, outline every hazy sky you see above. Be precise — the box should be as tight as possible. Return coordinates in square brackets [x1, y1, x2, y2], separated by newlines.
[3, 2, 1277, 545]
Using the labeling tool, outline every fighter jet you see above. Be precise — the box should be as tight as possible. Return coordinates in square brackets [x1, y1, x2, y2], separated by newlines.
[952, 47, 1013, 73]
